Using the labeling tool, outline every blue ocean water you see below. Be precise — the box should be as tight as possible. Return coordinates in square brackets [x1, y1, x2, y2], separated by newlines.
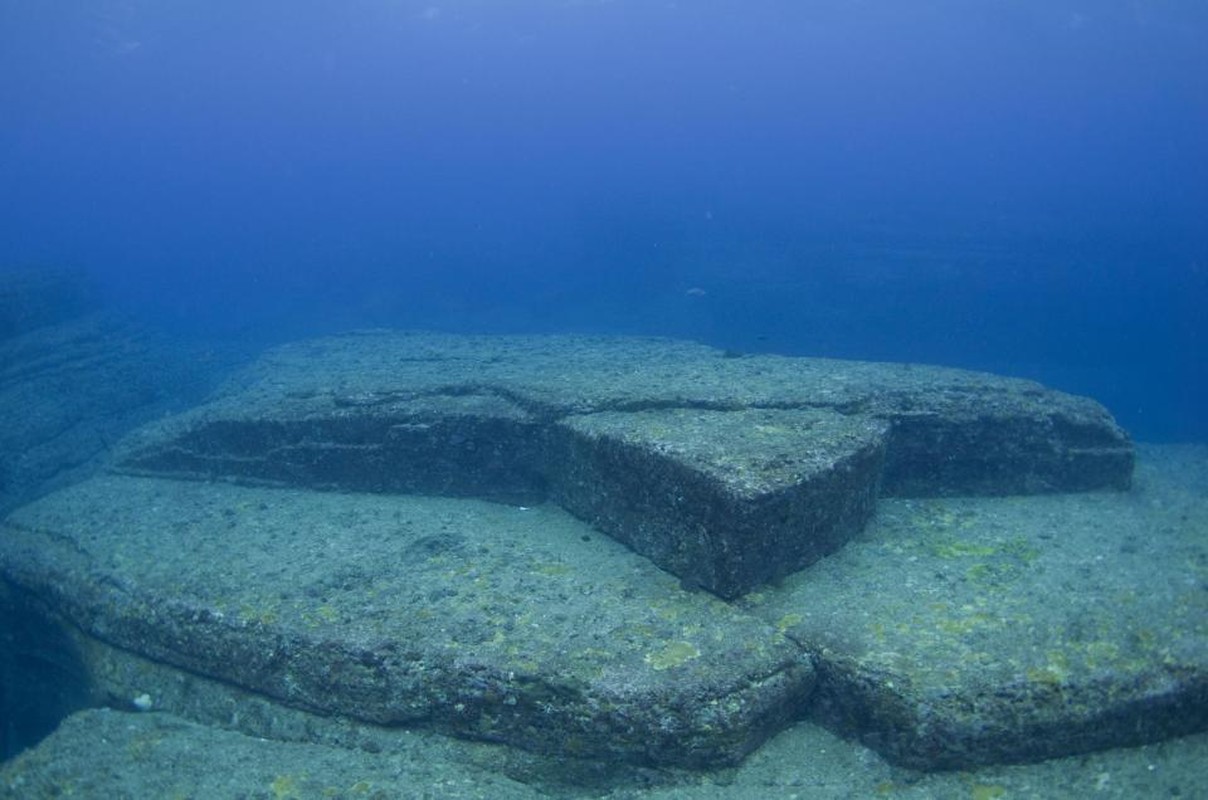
[2, 1, 1205, 441]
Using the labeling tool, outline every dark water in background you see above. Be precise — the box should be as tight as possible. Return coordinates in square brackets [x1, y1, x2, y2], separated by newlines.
[1, 1, 1205, 441]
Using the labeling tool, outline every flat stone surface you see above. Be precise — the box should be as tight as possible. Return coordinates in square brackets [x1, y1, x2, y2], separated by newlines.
[0, 709, 546, 800]
[6, 707, 1208, 799]
[0, 474, 813, 768]
[743, 444, 1208, 768]
[116, 331, 1133, 596]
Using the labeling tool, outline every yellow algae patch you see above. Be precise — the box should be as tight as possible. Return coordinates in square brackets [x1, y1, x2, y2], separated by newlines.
[932, 539, 996, 559]
[270, 773, 302, 800]
[753, 423, 791, 436]
[644, 640, 701, 670]
[533, 561, 572, 577]
[776, 612, 803, 633]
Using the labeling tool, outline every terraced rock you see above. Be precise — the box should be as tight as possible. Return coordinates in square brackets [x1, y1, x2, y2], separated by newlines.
[115, 331, 1133, 597]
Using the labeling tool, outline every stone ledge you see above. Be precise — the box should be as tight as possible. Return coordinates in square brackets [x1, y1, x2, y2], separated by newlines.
[0, 476, 813, 769]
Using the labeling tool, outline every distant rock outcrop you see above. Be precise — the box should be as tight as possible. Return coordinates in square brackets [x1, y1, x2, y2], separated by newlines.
[0, 268, 234, 517]
[0, 268, 96, 342]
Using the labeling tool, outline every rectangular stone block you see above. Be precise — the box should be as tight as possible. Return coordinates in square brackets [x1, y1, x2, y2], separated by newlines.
[549, 408, 888, 598]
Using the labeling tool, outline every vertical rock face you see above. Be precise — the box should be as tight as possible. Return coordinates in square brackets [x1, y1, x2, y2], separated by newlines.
[879, 398, 1136, 496]
[128, 392, 551, 503]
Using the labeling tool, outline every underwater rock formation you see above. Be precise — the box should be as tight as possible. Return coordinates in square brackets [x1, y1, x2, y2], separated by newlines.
[6, 332, 1197, 777]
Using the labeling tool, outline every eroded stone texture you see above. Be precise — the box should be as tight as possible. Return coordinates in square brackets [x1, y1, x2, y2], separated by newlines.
[878, 394, 1136, 496]
[0, 707, 552, 799]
